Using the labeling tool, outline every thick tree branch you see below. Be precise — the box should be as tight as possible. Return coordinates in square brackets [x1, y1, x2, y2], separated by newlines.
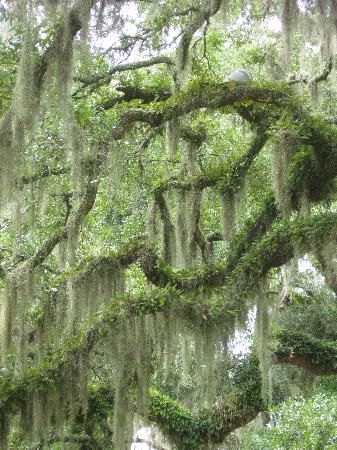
[109, 83, 291, 136]
[152, 129, 268, 195]
[5, 84, 282, 278]
[31, 209, 337, 306]
[274, 330, 337, 375]
[34, 1, 96, 91]
[1, 289, 336, 445]
[0, 283, 262, 448]
[102, 83, 337, 273]
[149, 355, 263, 449]
[0, 288, 172, 414]
[140, 210, 337, 292]
[97, 85, 171, 110]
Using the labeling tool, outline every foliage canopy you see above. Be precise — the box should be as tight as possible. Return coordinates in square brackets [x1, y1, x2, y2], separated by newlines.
[0, 0, 337, 448]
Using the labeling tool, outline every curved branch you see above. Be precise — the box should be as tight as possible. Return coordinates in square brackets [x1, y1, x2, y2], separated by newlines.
[288, 57, 333, 85]
[175, 0, 223, 81]
[74, 56, 174, 95]
[152, 128, 268, 195]
[140, 210, 337, 292]
[149, 355, 263, 449]
[0, 285, 262, 448]
[31, 209, 337, 300]
[1, 293, 335, 445]
[101, 81, 337, 206]
[0, 287, 172, 414]
[1, 153, 102, 280]
[3, 85, 290, 280]
[274, 330, 337, 375]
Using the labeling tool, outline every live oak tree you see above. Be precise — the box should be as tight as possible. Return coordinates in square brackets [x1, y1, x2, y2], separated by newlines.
[0, 0, 337, 449]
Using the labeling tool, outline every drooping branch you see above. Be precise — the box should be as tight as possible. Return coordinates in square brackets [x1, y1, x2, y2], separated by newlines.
[1, 289, 335, 445]
[0, 281, 262, 448]
[93, 82, 337, 210]
[110, 82, 337, 271]
[107, 82, 337, 206]
[0, 287, 173, 415]
[36, 209, 336, 299]
[274, 329, 337, 375]
[9, 81, 334, 281]
[34, 0, 96, 92]
[4, 77, 277, 278]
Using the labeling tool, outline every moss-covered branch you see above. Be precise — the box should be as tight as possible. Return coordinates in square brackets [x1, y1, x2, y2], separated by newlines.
[1, 294, 335, 446]
[274, 330, 337, 375]
[175, 0, 223, 83]
[0, 304, 262, 449]
[104, 81, 337, 206]
[31, 210, 337, 304]
[97, 85, 171, 110]
[1, 154, 102, 280]
[152, 128, 268, 195]
[149, 355, 263, 449]
[0, 0, 95, 138]
[109, 83, 290, 136]
[0, 288, 173, 415]
[141, 211, 337, 293]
